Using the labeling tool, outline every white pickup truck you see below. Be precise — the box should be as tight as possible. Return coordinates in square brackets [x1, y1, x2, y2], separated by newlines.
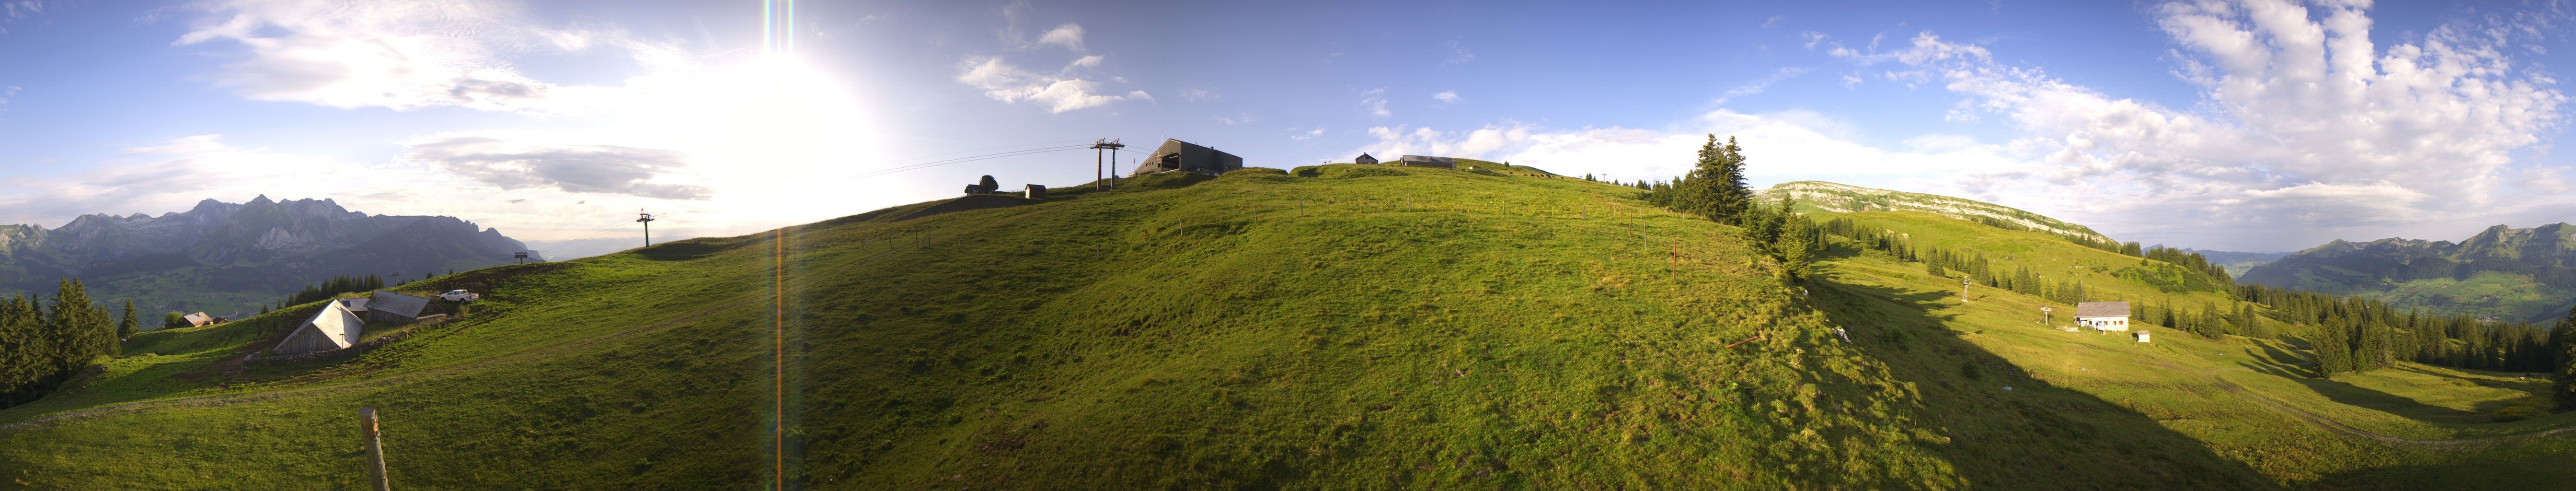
[438, 289, 482, 302]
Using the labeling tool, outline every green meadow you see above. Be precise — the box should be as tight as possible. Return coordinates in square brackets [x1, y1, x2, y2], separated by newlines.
[0, 164, 2569, 489]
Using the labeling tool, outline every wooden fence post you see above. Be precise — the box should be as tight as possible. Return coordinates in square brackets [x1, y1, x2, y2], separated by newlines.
[361, 407, 391, 491]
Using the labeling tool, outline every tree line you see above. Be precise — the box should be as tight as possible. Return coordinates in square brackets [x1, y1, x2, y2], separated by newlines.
[2240, 284, 2556, 376]
[0, 280, 126, 407]
[264, 273, 388, 315]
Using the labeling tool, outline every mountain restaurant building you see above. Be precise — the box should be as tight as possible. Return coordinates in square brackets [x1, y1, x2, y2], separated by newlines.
[2075, 301, 2133, 332]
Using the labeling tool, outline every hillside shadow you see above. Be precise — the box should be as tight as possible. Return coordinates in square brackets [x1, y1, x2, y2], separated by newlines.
[1807, 274, 2281, 489]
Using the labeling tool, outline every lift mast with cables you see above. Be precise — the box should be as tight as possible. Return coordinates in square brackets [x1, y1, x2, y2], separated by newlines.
[636, 210, 656, 247]
[1091, 139, 1126, 190]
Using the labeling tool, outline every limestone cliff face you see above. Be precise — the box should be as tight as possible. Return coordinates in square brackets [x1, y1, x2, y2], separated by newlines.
[1755, 181, 2114, 243]
[0, 197, 543, 313]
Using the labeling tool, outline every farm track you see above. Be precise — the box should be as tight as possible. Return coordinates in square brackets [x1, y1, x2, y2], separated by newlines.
[0, 291, 760, 431]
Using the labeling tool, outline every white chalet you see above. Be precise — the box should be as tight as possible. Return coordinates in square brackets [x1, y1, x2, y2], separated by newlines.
[2075, 301, 2133, 332]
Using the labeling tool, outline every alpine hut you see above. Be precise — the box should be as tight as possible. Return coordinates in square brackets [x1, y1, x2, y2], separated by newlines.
[2075, 301, 2133, 332]
[272, 299, 364, 355]
[360, 290, 447, 325]
[1126, 139, 1244, 176]
[1397, 155, 1457, 168]
[182, 312, 215, 327]
[1354, 153, 1379, 165]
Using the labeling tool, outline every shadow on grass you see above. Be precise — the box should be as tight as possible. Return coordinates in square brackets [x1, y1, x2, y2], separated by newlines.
[1808, 267, 2280, 489]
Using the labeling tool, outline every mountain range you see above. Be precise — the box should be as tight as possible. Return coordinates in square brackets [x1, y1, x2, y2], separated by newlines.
[2240, 223, 2576, 324]
[0, 196, 540, 316]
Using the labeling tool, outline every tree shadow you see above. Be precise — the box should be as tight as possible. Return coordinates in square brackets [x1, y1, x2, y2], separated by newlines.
[1807, 269, 2280, 489]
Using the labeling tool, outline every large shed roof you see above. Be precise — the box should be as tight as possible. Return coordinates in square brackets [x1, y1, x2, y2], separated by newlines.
[2075, 301, 2132, 318]
[368, 291, 436, 318]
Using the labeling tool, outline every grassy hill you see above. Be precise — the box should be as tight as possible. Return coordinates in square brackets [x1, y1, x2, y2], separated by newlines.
[1, 171, 2570, 489]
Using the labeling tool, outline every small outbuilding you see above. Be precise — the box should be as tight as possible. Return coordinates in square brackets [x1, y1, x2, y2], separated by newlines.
[182, 312, 215, 327]
[1127, 139, 1244, 176]
[1354, 153, 1379, 165]
[2134, 330, 2151, 343]
[2075, 301, 2133, 332]
[362, 290, 447, 325]
[273, 299, 364, 355]
[1397, 155, 1457, 168]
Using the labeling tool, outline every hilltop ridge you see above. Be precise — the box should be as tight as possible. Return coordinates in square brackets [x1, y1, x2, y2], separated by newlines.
[1755, 181, 2111, 243]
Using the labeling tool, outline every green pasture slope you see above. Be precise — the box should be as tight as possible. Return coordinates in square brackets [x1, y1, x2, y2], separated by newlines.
[0, 165, 2569, 489]
[1808, 210, 2576, 489]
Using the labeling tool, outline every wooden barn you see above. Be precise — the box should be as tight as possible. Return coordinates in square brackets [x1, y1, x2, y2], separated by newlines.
[273, 299, 364, 355]
[1126, 139, 1244, 176]
[1354, 153, 1379, 165]
[355, 291, 446, 325]
[1397, 155, 1457, 168]
[182, 312, 215, 327]
[2076, 301, 2132, 332]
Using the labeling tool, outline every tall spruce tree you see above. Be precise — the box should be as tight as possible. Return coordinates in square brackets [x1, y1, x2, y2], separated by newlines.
[2551, 304, 2576, 411]
[1711, 137, 1752, 223]
[117, 299, 138, 339]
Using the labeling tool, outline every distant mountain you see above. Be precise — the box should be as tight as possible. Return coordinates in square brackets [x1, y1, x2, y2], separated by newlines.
[1755, 181, 2113, 243]
[2174, 248, 2291, 279]
[2240, 223, 2576, 324]
[0, 196, 541, 316]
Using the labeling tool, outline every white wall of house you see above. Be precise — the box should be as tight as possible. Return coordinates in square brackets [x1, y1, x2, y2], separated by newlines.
[2077, 315, 2132, 332]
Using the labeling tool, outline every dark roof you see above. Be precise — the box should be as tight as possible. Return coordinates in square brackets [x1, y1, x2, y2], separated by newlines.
[1128, 139, 1244, 176]
[368, 291, 436, 318]
[341, 297, 371, 312]
[2075, 301, 2132, 318]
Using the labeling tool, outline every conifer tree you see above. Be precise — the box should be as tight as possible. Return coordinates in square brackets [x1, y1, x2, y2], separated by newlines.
[117, 299, 138, 339]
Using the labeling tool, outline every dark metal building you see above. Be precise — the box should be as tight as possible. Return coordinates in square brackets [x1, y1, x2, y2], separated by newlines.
[1127, 139, 1244, 176]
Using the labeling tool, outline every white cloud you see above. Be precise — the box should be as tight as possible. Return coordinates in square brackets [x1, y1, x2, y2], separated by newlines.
[1431, 90, 1462, 104]
[0, 135, 408, 226]
[1790, 0, 2576, 249]
[1713, 67, 1809, 105]
[1178, 88, 1219, 101]
[955, 56, 1151, 113]
[397, 136, 710, 199]
[171, 0, 659, 114]
[1035, 23, 1084, 52]
[1291, 127, 1325, 141]
[1358, 110, 2021, 187]
[1442, 39, 1474, 65]
[1360, 87, 1391, 117]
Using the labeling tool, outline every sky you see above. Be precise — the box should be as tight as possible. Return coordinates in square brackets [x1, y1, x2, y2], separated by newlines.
[1, 0, 2573, 255]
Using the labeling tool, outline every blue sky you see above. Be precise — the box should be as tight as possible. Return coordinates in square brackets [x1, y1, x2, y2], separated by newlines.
[2, 0, 2572, 254]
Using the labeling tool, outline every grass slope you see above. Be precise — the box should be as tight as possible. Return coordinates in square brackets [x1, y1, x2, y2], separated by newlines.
[1805, 210, 2576, 489]
[0, 167, 2568, 489]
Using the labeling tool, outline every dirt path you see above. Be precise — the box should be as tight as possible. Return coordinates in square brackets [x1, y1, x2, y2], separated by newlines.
[0, 292, 758, 432]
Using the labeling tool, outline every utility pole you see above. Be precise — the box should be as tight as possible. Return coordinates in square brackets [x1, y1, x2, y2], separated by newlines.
[360, 407, 391, 491]
[513, 252, 528, 264]
[1091, 139, 1126, 190]
[637, 210, 656, 247]
[1962, 278, 1972, 302]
